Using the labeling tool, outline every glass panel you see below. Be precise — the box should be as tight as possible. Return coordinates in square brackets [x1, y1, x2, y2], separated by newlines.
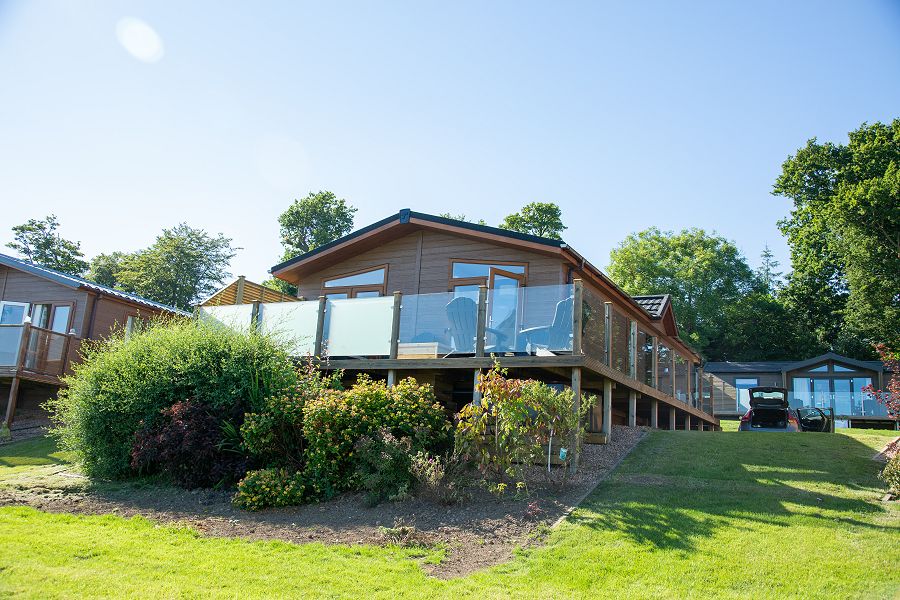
[451, 262, 525, 279]
[51, 306, 71, 333]
[0, 302, 27, 325]
[609, 308, 629, 374]
[198, 304, 254, 329]
[656, 344, 672, 393]
[712, 377, 730, 414]
[324, 267, 386, 288]
[833, 364, 855, 372]
[636, 329, 653, 387]
[324, 296, 394, 357]
[735, 378, 758, 411]
[809, 364, 828, 373]
[399, 291, 460, 354]
[791, 377, 812, 408]
[258, 301, 320, 356]
[488, 273, 520, 352]
[0, 325, 23, 366]
[23, 327, 67, 375]
[812, 378, 831, 409]
[355, 291, 381, 298]
[833, 378, 852, 415]
[519, 284, 573, 353]
[856, 377, 882, 416]
[581, 288, 606, 364]
[325, 293, 348, 300]
[673, 354, 689, 403]
[453, 285, 480, 301]
[31, 304, 51, 329]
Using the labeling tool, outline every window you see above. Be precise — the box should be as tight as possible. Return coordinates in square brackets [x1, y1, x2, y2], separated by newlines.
[451, 261, 526, 279]
[809, 364, 828, 373]
[322, 266, 387, 298]
[28, 303, 72, 333]
[735, 378, 758, 411]
[833, 364, 855, 372]
[0, 301, 28, 325]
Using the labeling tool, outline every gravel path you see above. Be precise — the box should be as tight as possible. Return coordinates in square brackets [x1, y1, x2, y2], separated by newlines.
[0, 425, 647, 578]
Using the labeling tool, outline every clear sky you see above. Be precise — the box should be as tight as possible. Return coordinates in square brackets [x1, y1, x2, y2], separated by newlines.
[1, 1, 898, 284]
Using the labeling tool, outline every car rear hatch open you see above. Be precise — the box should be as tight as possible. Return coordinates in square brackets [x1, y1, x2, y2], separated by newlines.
[748, 387, 789, 429]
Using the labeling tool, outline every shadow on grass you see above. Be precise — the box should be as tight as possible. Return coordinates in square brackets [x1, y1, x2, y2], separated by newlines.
[567, 430, 898, 552]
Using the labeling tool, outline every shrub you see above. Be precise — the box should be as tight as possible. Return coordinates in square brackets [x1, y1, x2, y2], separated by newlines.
[302, 375, 450, 497]
[455, 361, 592, 484]
[48, 318, 297, 479]
[354, 429, 415, 505]
[241, 359, 342, 470]
[410, 450, 471, 505]
[131, 399, 248, 489]
[881, 455, 900, 494]
[233, 468, 309, 511]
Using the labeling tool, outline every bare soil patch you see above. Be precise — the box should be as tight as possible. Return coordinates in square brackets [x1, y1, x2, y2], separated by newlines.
[0, 425, 645, 578]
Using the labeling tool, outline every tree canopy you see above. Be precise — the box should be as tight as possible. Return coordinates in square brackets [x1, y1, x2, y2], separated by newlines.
[101, 224, 237, 311]
[7, 215, 89, 276]
[499, 202, 566, 239]
[773, 119, 900, 354]
[278, 191, 356, 259]
[607, 227, 755, 353]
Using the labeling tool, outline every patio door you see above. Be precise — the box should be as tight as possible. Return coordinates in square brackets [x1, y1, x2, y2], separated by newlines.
[488, 268, 524, 351]
[811, 378, 831, 409]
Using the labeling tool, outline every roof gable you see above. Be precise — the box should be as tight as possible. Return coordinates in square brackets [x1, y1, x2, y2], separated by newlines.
[0, 253, 189, 315]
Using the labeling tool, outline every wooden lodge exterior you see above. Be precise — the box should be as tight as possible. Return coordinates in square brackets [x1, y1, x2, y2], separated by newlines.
[0, 253, 188, 435]
[201, 210, 718, 439]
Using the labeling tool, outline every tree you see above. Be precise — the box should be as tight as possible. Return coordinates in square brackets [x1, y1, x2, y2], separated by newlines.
[755, 245, 783, 293]
[774, 119, 900, 354]
[87, 252, 127, 288]
[607, 227, 755, 353]
[7, 215, 89, 276]
[438, 213, 487, 225]
[862, 344, 899, 419]
[499, 202, 566, 239]
[278, 191, 356, 260]
[114, 224, 237, 310]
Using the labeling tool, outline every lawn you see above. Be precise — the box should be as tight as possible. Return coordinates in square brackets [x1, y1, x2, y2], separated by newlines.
[1, 429, 897, 599]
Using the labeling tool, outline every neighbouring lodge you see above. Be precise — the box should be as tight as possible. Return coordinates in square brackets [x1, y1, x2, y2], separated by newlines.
[201, 209, 721, 439]
[0, 253, 188, 433]
[704, 353, 894, 428]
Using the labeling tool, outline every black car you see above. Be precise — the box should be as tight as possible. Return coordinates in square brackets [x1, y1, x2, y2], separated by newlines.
[738, 387, 833, 432]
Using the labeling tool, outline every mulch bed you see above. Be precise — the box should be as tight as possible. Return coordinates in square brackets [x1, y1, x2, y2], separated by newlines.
[0, 425, 646, 578]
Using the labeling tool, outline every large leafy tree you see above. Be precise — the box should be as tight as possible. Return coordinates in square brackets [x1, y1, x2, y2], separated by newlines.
[278, 191, 356, 258]
[113, 224, 237, 310]
[607, 227, 755, 353]
[774, 119, 900, 354]
[87, 251, 127, 288]
[499, 202, 566, 239]
[7, 215, 89, 276]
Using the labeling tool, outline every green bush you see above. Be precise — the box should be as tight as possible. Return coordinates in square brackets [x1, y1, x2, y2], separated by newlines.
[241, 360, 342, 471]
[48, 318, 297, 479]
[355, 429, 416, 505]
[302, 375, 450, 498]
[881, 454, 900, 493]
[233, 468, 309, 511]
[410, 450, 472, 505]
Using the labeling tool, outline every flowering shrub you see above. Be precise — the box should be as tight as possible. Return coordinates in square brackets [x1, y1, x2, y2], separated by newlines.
[241, 359, 343, 470]
[881, 455, 900, 494]
[131, 399, 249, 489]
[410, 450, 472, 505]
[456, 361, 592, 485]
[302, 375, 450, 498]
[354, 429, 415, 505]
[863, 343, 900, 419]
[233, 468, 309, 511]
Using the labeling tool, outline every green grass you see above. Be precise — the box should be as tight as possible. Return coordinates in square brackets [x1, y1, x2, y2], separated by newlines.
[1, 431, 897, 598]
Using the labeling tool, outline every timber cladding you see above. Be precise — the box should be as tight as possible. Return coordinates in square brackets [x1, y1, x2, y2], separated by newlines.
[295, 229, 565, 299]
[0, 266, 89, 335]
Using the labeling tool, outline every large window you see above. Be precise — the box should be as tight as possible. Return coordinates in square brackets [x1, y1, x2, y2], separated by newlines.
[450, 261, 526, 280]
[636, 329, 654, 387]
[322, 266, 387, 298]
[674, 354, 689, 402]
[735, 378, 758, 412]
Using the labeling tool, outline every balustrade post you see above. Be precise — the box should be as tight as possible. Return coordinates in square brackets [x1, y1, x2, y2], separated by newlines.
[629, 321, 637, 379]
[475, 285, 487, 357]
[572, 279, 583, 354]
[603, 302, 612, 367]
[314, 296, 327, 358]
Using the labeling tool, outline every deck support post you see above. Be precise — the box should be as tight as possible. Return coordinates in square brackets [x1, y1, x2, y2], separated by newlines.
[628, 390, 637, 427]
[602, 378, 613, 439]
[684, 413, 691, 431]
[570, 366, 582, 474]
[386, 369, 397, 387]
[314, 296, 327, 358]
[3, 376, 21, 431]
[669, 406, 676, 431]
[472, 369, 482, 405]
[650, 398, 658, 428]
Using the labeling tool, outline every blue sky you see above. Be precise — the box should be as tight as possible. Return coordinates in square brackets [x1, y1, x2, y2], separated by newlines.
[1, 1, 898, 283]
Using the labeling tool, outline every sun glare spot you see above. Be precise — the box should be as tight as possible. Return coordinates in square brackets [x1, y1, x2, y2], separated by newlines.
[115, 17, 164, 63]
